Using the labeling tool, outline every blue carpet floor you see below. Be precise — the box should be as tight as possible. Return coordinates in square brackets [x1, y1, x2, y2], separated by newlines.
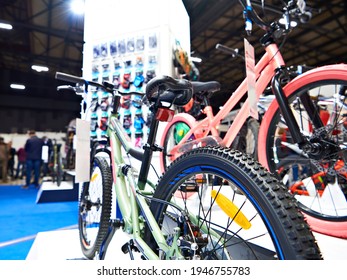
[0, 185, 78, 260]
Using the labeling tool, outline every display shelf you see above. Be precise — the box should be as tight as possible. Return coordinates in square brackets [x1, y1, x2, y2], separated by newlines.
[26, 228, 142, 260]
[36, 178, 78, 203]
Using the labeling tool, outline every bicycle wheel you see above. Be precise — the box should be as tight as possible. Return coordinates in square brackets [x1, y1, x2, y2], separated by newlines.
[232, 118, 259, 160]
[78, 156, 112, 259]
[66, 148, 76, 170]
[276, 154, 347, 214]
[159, 114, 196, 172]
[258, 75, 347, 237]
[148, 146, 321, 260]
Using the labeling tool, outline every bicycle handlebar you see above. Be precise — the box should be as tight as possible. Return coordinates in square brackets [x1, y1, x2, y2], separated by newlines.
[215, 44, 238, 56]
[239, 0, 312, 36]
[55, 72, 193, 107]
[55, 72, 105, 89]
[55, 72, 85, 84]
[215, 43, 244, 61]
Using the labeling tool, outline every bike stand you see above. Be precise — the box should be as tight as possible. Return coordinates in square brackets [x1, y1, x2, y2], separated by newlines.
[97, 219, 124, 260]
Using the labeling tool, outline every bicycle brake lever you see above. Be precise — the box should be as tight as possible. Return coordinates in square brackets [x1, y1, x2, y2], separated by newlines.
[294, 0, 313, 23]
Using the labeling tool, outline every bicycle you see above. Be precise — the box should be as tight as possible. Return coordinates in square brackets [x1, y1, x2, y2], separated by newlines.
[55, 71, 321, 260]
[48, 139, 64, 187]
[64, 119, 76, 170]
[159, 0, 347, 238]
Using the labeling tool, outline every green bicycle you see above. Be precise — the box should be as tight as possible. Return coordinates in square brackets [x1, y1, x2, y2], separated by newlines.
[56, 72, 321, 260]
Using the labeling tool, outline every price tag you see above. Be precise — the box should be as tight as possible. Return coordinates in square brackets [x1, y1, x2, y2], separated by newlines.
[75, 118, 90, 183]
[244, 38, 258, 119]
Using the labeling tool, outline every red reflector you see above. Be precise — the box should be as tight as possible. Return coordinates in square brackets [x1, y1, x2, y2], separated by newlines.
[156, 108, 174, 122]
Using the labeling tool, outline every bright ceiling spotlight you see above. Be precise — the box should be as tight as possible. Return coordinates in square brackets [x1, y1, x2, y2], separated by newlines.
[71, 0, 85, 15]
[10, 84, 25, 90]
[31, 65, 49, 72]
[0, 22, 13, 30]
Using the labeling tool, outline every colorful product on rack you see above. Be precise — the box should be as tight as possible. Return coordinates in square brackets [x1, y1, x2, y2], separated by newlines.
[134, 109, 145, 148]
[122, 109, 132, 137]
[133, 69, 144, 88]
[121, 72, 131, 90]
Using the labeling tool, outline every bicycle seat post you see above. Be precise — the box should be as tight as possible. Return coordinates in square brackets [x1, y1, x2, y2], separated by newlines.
[137, 104, 161, 189]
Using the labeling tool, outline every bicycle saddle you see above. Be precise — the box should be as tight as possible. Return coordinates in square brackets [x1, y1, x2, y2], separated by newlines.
[191, 81, 221, 98]
[146, 75, 193, 106]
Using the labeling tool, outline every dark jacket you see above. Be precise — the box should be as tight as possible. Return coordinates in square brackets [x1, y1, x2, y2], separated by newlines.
[25, 136, 44, 160]
[17, 148, 26, 162]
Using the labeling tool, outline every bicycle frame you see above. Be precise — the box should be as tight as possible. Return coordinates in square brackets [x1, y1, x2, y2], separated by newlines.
[104, 106, 224, 259]
[167, 43, 284, 160]
[104, 104, 185, 260]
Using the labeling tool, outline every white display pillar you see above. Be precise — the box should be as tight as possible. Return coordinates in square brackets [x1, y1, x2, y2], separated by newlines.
[81, 0, 190, 141]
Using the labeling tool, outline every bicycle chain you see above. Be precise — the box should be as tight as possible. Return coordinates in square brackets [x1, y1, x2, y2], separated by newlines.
[164, 211, 178, 224]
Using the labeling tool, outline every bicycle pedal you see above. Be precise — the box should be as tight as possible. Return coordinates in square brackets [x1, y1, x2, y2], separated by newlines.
[121, 242, 130, 254]
[121, 240, 140, 255]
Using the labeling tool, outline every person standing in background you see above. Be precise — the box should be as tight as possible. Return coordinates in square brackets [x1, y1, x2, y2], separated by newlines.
[22, 130, 43, 189]
[0, 137, 9, 183]
[15, 147, 26, 179]
[7, 141, 16, 179]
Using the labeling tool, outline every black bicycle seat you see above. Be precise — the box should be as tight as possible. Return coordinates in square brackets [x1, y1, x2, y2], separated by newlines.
[146, 75, 193, 106]
[191, 81, 221, 99]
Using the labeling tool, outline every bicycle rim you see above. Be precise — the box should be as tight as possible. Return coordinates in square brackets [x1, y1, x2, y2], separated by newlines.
[264, 80, 347, 223]
[150, 147, 321, 260]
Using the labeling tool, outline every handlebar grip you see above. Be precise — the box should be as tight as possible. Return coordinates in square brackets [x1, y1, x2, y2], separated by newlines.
[57, 85, 74, 91]
[55, 72, 85, 84]
[56, 85, 80, 95]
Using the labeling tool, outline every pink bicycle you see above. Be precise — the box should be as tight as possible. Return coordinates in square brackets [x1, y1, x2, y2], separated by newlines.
[159, 0, 347, 238]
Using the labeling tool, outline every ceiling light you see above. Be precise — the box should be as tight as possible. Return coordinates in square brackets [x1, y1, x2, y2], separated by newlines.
[10, 84, 25, 90]
[0, 22, 13, 30]
[31, 65, 49, 72]
[71, 0, 85, 15]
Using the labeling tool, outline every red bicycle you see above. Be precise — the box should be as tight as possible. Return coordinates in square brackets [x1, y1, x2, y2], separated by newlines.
[159, 0, 347, 238]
